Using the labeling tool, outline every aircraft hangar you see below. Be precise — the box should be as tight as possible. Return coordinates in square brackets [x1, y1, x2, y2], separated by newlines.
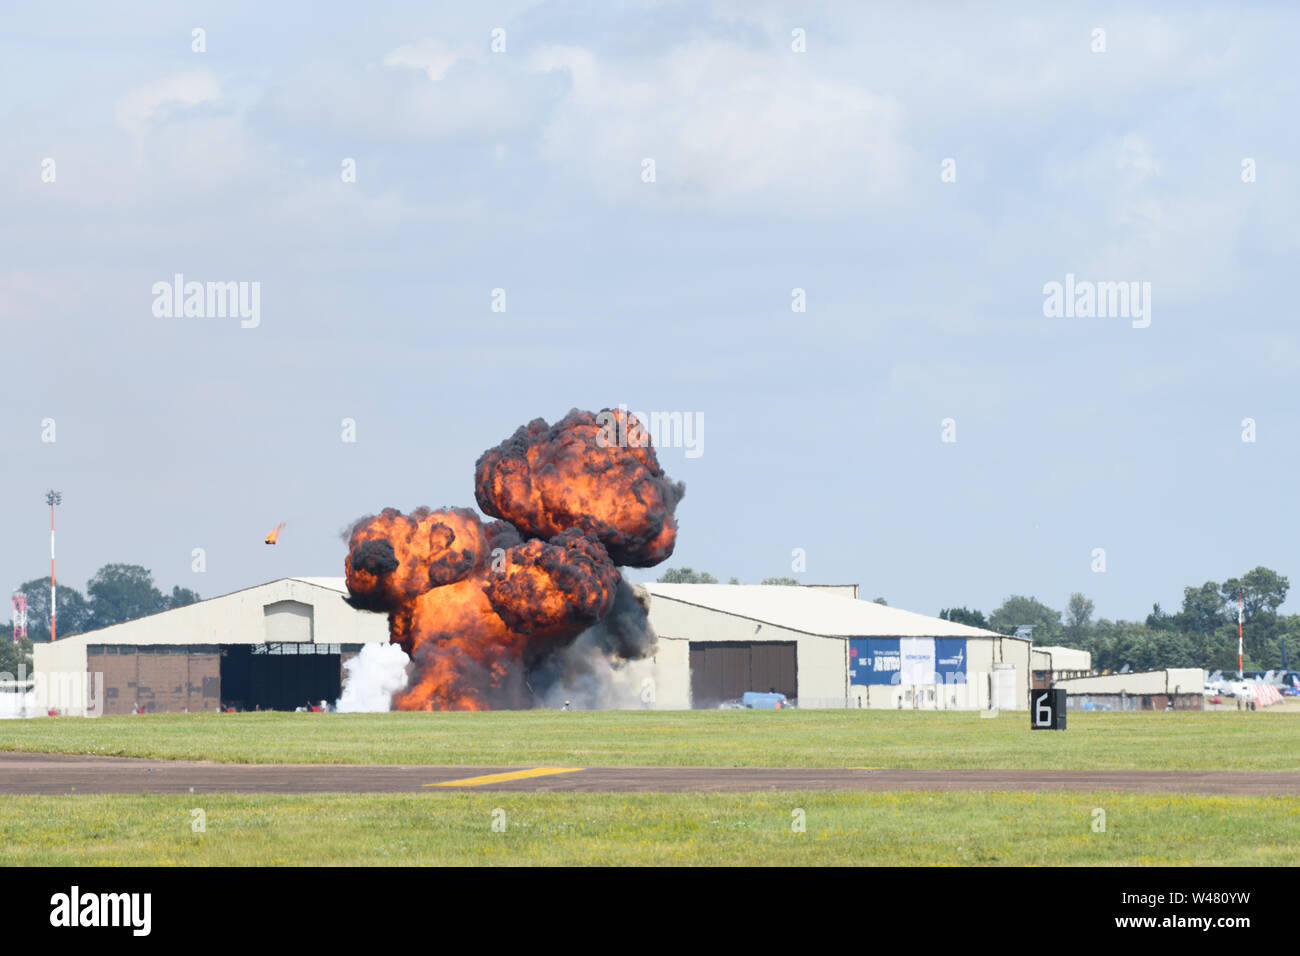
[643, 583, 1031, 710]
[31, 578, 387, 716]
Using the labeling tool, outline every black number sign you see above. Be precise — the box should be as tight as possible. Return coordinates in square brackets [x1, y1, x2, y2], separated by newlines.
[1031, 688, 1067, 730]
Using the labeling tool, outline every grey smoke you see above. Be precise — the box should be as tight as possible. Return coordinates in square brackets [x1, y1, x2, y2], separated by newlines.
[529, 581, 658, 709]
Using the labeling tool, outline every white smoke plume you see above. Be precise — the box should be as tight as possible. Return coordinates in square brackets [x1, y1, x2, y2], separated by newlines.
[336, 642, 410, 712]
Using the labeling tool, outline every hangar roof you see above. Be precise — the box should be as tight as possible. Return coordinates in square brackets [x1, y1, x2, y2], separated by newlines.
[643, 584, 1014, 640]
[289, 577, 348, 593]
[38, 576, 371, 646]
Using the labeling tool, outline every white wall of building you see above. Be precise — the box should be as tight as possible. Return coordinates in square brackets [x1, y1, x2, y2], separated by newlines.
[650, 637, 692, 709]
[648, 598, 848, 705]
[1056, 668, 1204, 697]
[1031, 646, 1092, 674]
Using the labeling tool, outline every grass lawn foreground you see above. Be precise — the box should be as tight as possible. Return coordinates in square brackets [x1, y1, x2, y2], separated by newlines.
[2, 790, 1296, 866]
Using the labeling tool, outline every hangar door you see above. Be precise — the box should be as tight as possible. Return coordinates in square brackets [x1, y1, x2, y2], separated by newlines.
[219, 644, 342, 711]
[689, 641, 797, 707]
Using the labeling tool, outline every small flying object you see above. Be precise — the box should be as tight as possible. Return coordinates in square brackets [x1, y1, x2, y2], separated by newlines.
[265, 522, 286, 545]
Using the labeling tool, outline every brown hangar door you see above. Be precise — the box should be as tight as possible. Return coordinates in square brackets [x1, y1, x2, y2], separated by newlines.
[689, 641, 797, 707]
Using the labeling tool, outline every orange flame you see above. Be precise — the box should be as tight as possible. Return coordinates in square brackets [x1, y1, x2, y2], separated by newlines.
[475, 408, 683, 567]
[265, 522, 286, 545]
[344, 408, 683, 710]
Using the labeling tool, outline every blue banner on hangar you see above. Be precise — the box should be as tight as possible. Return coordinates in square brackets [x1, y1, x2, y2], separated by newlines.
[849, 637, 967, 686]
[933, 638, 968, 683]
[848, 638, 900, 685]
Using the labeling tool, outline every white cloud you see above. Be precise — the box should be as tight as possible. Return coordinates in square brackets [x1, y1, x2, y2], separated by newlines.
[533, 40, 910, 210]
[1116, 132, 1161, 183]
[261, 51, 563, 143]
[1045, 132, 1244, 299]
[382, 40, 466, 81]
[0, 271, 43, 319]
[114, 70, 221, 136]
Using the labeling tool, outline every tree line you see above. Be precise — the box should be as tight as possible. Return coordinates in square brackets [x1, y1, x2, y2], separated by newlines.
[2, 564, 200, 674]
[940, 566, 1293, 672]
[658, 565, 1294, 672]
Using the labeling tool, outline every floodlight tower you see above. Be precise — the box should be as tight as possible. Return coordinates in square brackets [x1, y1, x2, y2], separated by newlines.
[45, 490, 61, 642]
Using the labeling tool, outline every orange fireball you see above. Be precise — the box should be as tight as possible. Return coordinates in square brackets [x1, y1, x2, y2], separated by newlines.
[343, 407, 684, 711]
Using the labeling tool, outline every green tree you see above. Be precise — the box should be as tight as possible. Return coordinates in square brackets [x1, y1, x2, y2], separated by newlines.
[1153, 628, 1196, 668]
[989, 595, 1062, 644]
[1168, 567, 1292, 669]
[1281, 618, 1300, 669]
[1110, 625, 1160, 672]
[87, 564, 165, 629]
[1221, 566, 1289, 617]
[1145, 602, 1174, 630]
[16, 569, 198, 642]
[16, 579, 92, 642]
[939, 607, 987, 628]
[164, 586, 201, 610]
[1221, 567, 1289, 668]
[0, 625, 33, 677]
[1174, 581, 1226, 639]
[656, 568, 719, 584]
[1084, 619, 1118, 671]
[1062, 593, 1095, 647]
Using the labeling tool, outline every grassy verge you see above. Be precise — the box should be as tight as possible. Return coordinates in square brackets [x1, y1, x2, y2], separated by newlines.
[1, 709, 1297, 770]
[1, 791, 1295, 866]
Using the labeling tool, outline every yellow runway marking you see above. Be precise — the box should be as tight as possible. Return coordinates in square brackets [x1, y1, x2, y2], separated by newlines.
[425, 767, 584, 788]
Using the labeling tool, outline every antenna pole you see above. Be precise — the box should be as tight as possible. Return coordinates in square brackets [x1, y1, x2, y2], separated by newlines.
[45, 491, 61, 642]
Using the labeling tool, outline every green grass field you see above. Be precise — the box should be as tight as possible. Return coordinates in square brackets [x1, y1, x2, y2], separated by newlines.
[2, 791, 1296, 866]
[0, 708, 1296, 769]
[4, 710, 1296, 865]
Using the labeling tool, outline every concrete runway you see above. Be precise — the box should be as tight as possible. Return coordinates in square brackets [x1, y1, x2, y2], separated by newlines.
[3, 752, 1299, 795]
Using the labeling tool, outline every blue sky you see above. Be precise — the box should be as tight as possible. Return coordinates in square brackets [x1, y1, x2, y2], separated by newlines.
[3, 1, 1298, 624]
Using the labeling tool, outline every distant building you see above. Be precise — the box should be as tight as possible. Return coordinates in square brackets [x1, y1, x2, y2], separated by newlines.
[33, 578, 386, 716]
[644, 583, 1031, 710]
[1055, 668, 1205, 711]
[1030, 645, 1093, 689]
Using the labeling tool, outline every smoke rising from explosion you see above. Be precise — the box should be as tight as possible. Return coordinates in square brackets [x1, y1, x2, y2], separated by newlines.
[343, 408, 684, 710]
[336, 643, 410, 712]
